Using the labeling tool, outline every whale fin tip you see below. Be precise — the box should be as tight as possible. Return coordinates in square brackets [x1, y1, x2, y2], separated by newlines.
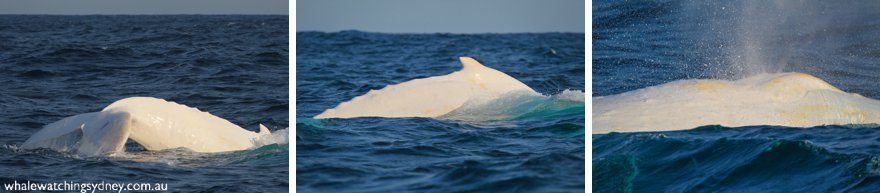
[459, 57, 484, 70]
[259, 124, 270, 135]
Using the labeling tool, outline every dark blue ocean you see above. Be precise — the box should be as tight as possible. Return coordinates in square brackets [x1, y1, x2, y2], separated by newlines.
[0, 15, 289, 192]
[296, 31, 585, 192]
[595, 0, 880, 192]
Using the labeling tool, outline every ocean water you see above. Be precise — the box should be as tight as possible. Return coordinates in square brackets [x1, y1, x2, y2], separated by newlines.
[0, 15, 289, 192]
[594, 0, 880, 192]
[296, 31, 585, 192]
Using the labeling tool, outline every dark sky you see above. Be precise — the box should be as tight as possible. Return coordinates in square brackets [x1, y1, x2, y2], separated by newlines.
[297, 0, 585, 33]
[0, 0, 288, 15]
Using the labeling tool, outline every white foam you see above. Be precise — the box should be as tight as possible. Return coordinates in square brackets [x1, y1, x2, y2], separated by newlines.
[555, 89, 586, 102]
[252, 127, 289, 147]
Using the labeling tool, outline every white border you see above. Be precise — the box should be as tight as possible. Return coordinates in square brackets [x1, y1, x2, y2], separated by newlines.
[585, 0, 593, 191]
[289, 0, 296, 192]
[288, 0, 590, 191]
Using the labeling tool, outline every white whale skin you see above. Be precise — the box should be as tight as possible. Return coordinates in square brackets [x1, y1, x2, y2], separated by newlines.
[21, 97, 271, 156]
[315, 57, 538, 119]
[593, 72, 880, 134]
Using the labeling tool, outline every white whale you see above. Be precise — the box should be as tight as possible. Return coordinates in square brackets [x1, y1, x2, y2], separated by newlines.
[21, 97, 272, 156]
[315, 57, 539, 119]
[593, 72, 880, 134]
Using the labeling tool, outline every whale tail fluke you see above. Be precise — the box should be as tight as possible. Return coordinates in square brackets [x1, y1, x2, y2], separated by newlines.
[21, 111, 133, 156]
[76, 111, 132, 156]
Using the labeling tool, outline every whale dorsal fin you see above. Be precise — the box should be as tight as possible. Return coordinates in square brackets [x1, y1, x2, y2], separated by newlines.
[459, 57, 485, 71]
[259, 124, 271, 135]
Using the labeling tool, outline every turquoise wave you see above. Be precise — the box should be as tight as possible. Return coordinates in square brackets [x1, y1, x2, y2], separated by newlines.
[439, 89, 585, 122]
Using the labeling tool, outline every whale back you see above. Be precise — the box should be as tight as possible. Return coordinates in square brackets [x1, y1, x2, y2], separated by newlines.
[103, 97, 262, 152]
[22, 97, 265, 155]
[593, 72, 880, 133]
[315, 57, 536, 118]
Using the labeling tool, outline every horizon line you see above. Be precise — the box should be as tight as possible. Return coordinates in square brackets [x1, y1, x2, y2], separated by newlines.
[0, 14, 288, 16]
[296, 30, 586, 35]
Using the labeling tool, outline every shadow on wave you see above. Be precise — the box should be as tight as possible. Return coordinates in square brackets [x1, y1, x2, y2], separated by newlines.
[0, 141, 289, 168]
[594, 124, 880, 193]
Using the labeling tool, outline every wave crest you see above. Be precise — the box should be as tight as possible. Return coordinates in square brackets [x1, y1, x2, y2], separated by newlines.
[439, 89, 585, 122]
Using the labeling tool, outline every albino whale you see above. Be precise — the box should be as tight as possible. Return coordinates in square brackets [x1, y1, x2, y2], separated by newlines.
[21, 97, 272, 156]
[593, 72, 880, 134]
[315, 57, 539, 119]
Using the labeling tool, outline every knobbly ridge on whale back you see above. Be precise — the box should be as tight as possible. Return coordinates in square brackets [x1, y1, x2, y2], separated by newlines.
[21, 97, 275, 156]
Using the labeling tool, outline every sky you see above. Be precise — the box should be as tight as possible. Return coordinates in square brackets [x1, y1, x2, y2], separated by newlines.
[0, 0, 287, 15]
[297, 0, 585, 33]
